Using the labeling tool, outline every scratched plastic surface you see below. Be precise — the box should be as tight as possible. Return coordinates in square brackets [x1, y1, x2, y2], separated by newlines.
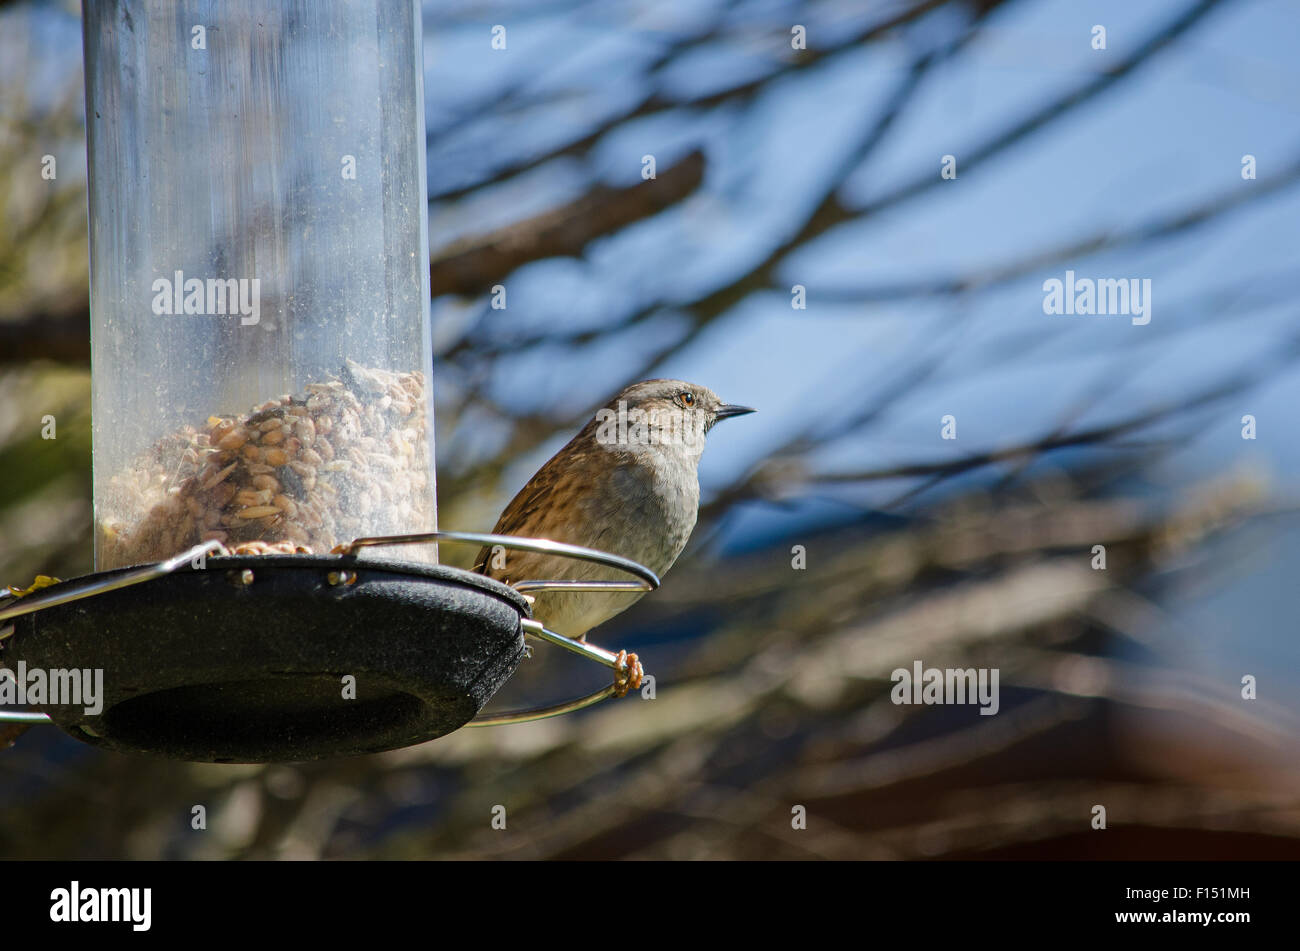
[83, 0, 435, 569]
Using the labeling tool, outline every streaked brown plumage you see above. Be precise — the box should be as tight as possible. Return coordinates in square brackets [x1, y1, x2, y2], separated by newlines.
[473, 379, 754, 640]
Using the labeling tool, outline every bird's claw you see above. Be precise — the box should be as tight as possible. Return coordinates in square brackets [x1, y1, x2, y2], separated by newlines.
[611, 650, 642, 698]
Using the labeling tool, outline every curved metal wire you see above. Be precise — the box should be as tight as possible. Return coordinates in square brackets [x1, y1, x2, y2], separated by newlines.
[341, 531, 655, 726]
[338, 530, 660, 592]
[0, 540, 225, 625]
[1, 533, 656, 728]
[467, 621, 629, 725]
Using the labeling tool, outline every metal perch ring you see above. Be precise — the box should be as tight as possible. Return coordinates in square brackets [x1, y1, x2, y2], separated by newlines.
[334, 531, 655, 725]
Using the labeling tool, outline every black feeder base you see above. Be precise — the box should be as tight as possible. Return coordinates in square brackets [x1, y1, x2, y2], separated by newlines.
[4, 556, 531, 763]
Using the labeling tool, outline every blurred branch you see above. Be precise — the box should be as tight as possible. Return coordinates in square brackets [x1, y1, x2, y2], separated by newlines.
[0, 293, 87, 364]
[429, 0, 962, 201]
[853, 0, 1230, 220]
[814, 152, 1300, 303]
[436, 0, 1223, 391]
[435, 1, 1236, 510]
[698, 346, 1291, 521]
[624, 0, 1234, 392]
[429, 150, 705, 296]
[664, 0, 1231, 353]
[436, 6, 982, 468]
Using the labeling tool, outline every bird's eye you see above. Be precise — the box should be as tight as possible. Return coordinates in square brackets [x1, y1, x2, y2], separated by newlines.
[678, 392, 695, 407]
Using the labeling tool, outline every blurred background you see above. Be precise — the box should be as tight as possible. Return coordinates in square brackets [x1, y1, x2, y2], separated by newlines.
[2, 0, 1299, 859]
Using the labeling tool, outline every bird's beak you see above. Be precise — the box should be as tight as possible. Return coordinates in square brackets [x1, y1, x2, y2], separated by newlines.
[714, 403, 756, 421]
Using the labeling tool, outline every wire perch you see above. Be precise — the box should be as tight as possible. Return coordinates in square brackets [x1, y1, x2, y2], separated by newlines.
[335, 531, 655, 724]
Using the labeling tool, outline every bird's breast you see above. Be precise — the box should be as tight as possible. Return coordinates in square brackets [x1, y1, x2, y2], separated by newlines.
[585, 454, 699, 574]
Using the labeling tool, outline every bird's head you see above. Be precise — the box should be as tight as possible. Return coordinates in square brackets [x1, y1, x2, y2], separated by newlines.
[590, 379, 754, 461]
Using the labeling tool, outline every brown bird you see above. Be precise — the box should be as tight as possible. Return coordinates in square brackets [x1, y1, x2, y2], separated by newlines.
[474, 379, 754, 641]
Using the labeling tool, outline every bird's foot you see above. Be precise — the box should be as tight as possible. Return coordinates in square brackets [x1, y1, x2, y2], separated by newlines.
[611, 650, 643, 698]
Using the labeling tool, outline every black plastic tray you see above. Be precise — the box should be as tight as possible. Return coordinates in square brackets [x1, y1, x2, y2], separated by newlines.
[4, 556, 530, 763]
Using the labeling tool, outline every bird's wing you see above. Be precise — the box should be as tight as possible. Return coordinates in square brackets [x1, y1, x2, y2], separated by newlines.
[473, 445, 579, 573]
[472, 429, 611, 574]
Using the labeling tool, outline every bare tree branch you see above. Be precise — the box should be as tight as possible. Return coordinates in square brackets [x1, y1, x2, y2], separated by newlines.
[430, 150, 705, 296]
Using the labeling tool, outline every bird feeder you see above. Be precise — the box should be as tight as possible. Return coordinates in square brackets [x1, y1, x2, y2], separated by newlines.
[0, 0, 650, 762]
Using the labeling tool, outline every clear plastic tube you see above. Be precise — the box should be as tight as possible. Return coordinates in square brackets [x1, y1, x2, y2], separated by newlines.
[83, 0, 434, 568]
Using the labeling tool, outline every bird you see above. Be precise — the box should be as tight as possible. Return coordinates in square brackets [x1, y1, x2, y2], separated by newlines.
[474, 379, 754, 642]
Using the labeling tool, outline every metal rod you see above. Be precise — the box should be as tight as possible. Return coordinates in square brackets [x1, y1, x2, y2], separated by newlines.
[0, 711, 51, 724]
[466, 685, 617, 726]
[464, 619, 644, 726]
[338, 530, 660, 590]
[0, 541, 223, 624]
[519, 618, 624, 668]
[512, 580, 649, 594]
